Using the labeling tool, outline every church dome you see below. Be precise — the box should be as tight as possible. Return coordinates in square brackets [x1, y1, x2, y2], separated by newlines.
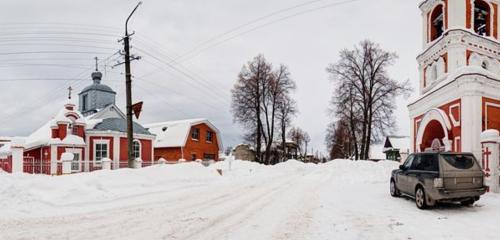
[80, 83, 116, 95]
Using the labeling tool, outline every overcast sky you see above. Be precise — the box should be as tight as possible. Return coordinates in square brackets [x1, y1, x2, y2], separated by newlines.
[0, 0, 422, 156]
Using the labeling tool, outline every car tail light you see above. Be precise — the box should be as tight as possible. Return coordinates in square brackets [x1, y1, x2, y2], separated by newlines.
[434, 178, 444, 188]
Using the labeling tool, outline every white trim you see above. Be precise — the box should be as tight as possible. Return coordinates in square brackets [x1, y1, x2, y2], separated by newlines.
[416, 108, 453, 152]
[448, 103, 461, 126]
[485, 101, 500, 129]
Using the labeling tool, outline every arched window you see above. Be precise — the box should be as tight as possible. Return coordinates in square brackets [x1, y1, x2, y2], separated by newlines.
[474, 0, 491, 36]
[430, 5, 444, 41]
[133, 140, 141, 159]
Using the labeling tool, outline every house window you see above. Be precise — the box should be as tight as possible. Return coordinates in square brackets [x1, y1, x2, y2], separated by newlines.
[72, 125, 78, 135]
[203, 153, 216, 160]
[71, 153, 81, 172]
[82, 94, 88, 111]
[133, 140, 141, 159]
[191, 128, 200, 140]
[474, 0, 491, 36]
[191, 154, 197, 161]
[206, 131, 213, 142]
[95, 142, 108, 161]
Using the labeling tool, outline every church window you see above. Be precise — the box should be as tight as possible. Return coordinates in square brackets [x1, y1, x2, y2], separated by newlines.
[430, 5, 444, 41]
[474, 0, 491, 36]
[82, 94, 88, 111]
[95, 142, 108, 161]
[133, 140, 141, 159]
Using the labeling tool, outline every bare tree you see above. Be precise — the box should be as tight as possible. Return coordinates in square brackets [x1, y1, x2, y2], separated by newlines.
[277, 95, 297, 162]
[287, 127, 310, 160]
[231, 55, 271, 163]
[327, 40, 411, 160]
[325, 119, 352, 159]
[232, 55, 297, 164]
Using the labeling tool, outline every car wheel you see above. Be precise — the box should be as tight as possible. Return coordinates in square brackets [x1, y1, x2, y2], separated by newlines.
[390, 179, 400, 197]
[415, 187, 428, 209]
[461, 198, 475, 207]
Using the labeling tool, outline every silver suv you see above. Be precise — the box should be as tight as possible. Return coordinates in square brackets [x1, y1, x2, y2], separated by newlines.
[390, 152, 486, 209]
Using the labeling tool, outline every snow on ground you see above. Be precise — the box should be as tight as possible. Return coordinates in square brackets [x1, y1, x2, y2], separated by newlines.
[0, 159, 499, 240]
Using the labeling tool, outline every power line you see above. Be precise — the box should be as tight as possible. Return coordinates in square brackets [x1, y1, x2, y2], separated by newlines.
[176, 0, 362, 63]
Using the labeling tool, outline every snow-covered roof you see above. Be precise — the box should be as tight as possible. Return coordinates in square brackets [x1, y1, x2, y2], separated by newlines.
[145, 118, 222, 149]
[383, 136, 410, 154]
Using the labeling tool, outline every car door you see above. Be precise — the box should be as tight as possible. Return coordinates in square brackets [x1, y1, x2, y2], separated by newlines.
[407, 154, 439, 195]
[398, 154, 415, 194]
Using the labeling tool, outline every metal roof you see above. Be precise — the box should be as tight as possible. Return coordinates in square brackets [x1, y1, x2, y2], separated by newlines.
[90, 118, 153, 135]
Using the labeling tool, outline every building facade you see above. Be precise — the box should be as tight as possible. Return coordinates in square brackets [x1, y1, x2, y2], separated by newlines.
[0, 67, 155, 174]
[409, 0, 500, 159]
[145, 119, 222, 162]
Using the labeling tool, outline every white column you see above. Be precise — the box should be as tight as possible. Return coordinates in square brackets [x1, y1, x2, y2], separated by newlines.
[113, 136, 120, 169]
[461, 93, 482, 159]
[10, 138, 24, 173]
[50, 145, 58, 175]
[480, 130, 500, 193]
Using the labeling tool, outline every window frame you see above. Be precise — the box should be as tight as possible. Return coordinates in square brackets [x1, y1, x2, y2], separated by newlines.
[132, 140, 141, 160]
[191, 128, 200, 141]
[93, 139, 109, 162]
[206, 130, 213, 143]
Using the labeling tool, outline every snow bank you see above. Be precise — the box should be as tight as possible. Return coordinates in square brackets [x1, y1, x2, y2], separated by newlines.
[0, 159, 399, 219]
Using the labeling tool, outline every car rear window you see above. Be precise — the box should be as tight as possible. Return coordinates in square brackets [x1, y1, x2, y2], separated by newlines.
[442, 154, 476, 169]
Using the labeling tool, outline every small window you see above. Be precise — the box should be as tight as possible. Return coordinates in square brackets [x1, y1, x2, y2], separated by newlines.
[82, 94, 88, 111]
[430, 5, 444, 41]
[203, 153, 216, 160]
[95, 143, 108, 161]
[133, 140, 141, 159]
[206, 131, 213, 142]
[442, 154, 477, 169]
[191, 154, 197, 161]
[72, 125, 78, 135]
[191, 128, 200, 140]
[474, 0, 491, 36]
[413, 154, 439, 172]
[402, 155, 415, 169]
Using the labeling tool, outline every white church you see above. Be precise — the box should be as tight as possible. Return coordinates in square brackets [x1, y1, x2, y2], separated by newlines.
[410, 0, 500, 192]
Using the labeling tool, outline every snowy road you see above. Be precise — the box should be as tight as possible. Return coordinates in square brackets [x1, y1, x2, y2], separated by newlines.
[1, 160, 499, 240]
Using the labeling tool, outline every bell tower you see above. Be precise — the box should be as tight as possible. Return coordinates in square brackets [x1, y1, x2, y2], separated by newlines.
[409, 0, 500, 158]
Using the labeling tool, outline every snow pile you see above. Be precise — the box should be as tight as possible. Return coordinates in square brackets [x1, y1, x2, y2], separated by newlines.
[2, 159, 499, 240]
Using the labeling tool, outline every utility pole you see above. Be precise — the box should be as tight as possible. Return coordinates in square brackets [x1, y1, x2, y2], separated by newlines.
[122, 2, 142, 168]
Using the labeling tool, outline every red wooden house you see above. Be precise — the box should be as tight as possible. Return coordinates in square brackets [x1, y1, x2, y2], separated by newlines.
[145, 119, 222, 162]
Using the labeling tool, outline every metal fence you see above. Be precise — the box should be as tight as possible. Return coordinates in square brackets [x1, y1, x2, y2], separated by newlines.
[23, 157, 52, 175]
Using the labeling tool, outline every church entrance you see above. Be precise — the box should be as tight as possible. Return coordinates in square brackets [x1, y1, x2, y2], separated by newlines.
[420, 120, 446, 151]
[416, 108, 453, 152]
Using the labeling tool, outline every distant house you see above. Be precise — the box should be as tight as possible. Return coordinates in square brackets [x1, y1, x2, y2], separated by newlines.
[383, 136, 410, 162]
[145, 119, 222, 162]
[233, 144, 255, 161]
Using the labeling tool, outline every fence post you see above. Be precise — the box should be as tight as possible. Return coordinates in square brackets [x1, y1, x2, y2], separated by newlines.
[10, 138, 24, 173]
[134, 158, 142, 169]
[60, 152, 74, 175]
[480, 130, 500, 193]
[102, 158, 112, 170]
